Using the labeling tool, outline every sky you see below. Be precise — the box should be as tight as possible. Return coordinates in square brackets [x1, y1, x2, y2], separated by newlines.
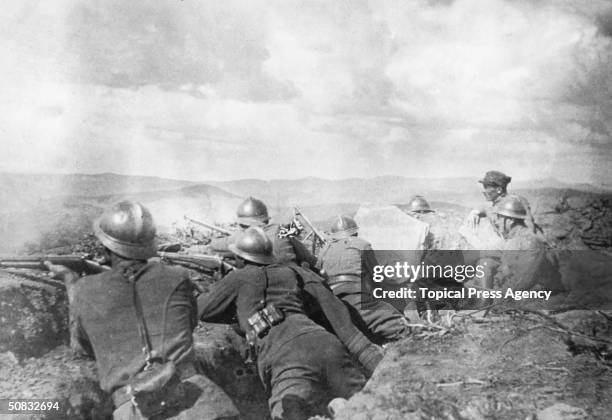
[0, 0, 611, 184]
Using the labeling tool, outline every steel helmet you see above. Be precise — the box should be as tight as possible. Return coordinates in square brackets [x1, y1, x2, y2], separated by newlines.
[228, 227, 276, 265]
[329, 215, 359, 238]
[236, 197, 269, 227]
[407, 195, 434, 213]
[93, 201, 157, 259]
[494, 196, 527, 220]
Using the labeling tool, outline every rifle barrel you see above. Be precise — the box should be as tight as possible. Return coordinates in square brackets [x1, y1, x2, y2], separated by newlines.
[184, 216, 232, 236]
[158, 252, 236, 272]
[0, 255, 109, 274]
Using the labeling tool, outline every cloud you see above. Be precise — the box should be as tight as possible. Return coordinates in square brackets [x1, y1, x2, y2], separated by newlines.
[0, 0, 610, 184]
[64, 0, 296, 101]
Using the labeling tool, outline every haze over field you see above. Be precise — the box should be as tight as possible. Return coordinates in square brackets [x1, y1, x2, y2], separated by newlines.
[1, 0, 611, 185]
[0, 171, 610, 252]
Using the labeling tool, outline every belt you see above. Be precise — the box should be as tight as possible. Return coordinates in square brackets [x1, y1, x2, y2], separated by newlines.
[111, 361, 198, 408]
[329, 274, 360, 290]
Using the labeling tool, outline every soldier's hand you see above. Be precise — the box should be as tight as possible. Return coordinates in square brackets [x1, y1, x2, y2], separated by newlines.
[44, 261, 80, 286]
[466, 210, 481, 229]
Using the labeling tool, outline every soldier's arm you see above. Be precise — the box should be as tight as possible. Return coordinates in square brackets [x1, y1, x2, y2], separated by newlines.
[208, 232, 239, 256]
[197, 272, 240, 323]
[466, 205, 487, 228]
[298, 269, 383, 375]
[43, 262, 95, 357]
[168, 278, 199, 330]
[289, 237, 318, 267]
[69, 296, 94, 358]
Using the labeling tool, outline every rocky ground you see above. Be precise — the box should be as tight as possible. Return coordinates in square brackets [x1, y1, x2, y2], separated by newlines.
[335, 309, 612, 420]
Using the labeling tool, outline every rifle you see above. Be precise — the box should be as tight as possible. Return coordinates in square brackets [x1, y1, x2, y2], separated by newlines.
[293, 207, 327, 253]
[184, 216, 233, 236]
[158, 252, 236, 278]
[0, 255, 110, 276]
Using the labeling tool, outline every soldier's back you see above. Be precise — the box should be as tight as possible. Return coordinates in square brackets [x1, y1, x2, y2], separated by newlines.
[318, 236, 371, 278]
[73, 261, 194, 393]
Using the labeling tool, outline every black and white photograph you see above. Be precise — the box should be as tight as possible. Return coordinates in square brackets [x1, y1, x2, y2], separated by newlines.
[1, 1, 612, 419]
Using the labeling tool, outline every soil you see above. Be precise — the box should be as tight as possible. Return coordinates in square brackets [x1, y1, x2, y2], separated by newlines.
[336, 309, 612, 420]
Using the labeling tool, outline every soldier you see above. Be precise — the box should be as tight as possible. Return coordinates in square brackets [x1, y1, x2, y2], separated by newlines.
[208, 197, 316, 267]
[198, 227, 383, 420]
[476, 196, 562, 293]
[406, 195, 439, 250]
[316, 215, 410, 343]
[406, 195, 434, 215]
[405, 196, 466, 317]
[467, 170, 541, 235]
[47, 201, 240, 420]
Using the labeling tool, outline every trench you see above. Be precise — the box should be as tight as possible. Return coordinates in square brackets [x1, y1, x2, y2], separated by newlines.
[0, 270, 271, 419]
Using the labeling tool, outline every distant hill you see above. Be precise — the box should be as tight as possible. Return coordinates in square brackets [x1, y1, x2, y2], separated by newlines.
[207, 175, 610, 208]
[0, 172, 198, 214]
[1, 172, 610, 252]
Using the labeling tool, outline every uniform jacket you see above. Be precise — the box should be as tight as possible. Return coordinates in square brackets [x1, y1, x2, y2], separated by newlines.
[69, 260, 197, 393]
[197, 263, 382, 375]
[481, 225, 562, 292]
[316, 236, 377, 295]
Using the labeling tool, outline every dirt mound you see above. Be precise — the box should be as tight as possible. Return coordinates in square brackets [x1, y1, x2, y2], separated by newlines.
[0, 346, 113, 419]
[0, 270, 68, 359]
[336, 311, 612, 419]
[194, 324, 270, 420]
[536, 194, 612, 250]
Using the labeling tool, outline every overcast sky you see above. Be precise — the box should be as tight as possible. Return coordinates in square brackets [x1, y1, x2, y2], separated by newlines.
[1, 0, 611, 184]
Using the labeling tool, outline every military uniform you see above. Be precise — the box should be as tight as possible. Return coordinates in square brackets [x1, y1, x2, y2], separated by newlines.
[494, 224, 562, 292]
[479, 193, 538, 236]
[209, 223, 317, 266]
[197, 263, 381, 420]
[316, 236, 409, 343]
[70, 260, 239, 420]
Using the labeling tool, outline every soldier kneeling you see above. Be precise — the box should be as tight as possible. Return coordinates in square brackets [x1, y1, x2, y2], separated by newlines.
[48, 201, 240, 420]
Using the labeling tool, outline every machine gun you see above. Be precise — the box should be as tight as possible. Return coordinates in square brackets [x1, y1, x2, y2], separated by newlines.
[184, 216, 233, 236]
[293, 207, 328, 254]
[158, 252, 236, 282]
[0, 254, 110, 276]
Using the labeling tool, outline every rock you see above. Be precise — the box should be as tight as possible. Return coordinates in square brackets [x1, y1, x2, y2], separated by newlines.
[328, 397, 348, 417]
[0, 351, 19, 367]
[0, 270, 68, 359]
[537, 403, 587, 420]
[194, 324, 270, 420]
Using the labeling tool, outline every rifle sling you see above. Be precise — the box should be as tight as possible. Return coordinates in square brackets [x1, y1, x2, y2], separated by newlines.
[126, 263, 156, 364]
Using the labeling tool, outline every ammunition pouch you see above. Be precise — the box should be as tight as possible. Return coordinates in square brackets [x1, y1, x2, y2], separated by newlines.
[247, 303, 285, 339]
[126, 360, 184, 418]
[113, 362, 199, 417]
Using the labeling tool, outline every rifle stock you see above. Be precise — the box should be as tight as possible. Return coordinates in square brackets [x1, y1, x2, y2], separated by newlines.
[184, 216, 232, 236]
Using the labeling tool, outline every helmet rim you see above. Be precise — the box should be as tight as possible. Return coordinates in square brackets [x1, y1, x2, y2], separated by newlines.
[93, 217, 157, 260]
